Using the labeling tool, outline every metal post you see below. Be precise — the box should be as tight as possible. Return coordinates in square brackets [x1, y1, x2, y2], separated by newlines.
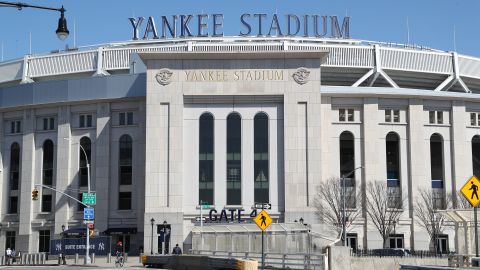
[151, 220, 154, 255]
[475, 206, 479, 257]
[200, 200, 203, 227]
[80, 144, 91, 265]
[261, 230, 265, 270]
[342, 174, 346, 247]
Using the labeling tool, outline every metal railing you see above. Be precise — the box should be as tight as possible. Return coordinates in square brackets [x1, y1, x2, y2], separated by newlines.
[0, 37, 480, 89]
[191, 250, 325, 269]
[351, 249, 450, 258]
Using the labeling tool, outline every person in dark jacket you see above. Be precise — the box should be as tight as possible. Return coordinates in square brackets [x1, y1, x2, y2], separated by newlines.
[172, 244, 182, 255]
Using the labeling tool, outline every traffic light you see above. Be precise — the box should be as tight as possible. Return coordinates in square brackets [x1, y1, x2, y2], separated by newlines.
[89, 228, 94, 237]
[32, 188, 39, 201]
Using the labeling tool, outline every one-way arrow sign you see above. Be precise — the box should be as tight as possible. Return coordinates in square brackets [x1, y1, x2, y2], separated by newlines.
[195, 217, 207, 222]
[254, 203, 272, 210]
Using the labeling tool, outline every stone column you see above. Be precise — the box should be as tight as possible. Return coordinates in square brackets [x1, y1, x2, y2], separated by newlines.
[95, 103, 111, 233]
[362, 98, 379, 249]
[407, 99, 428, 251]
[54, 106, 71, 235]
[18, 109, 35, 252]
[283, 60, 322, 224]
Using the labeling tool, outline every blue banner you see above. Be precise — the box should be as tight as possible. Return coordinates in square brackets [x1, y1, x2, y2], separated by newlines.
[50, 236, 111, 256]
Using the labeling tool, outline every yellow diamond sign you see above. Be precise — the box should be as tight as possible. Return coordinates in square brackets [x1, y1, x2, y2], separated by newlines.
[253, 210, 272, 231]
[461, 175, 480, 207]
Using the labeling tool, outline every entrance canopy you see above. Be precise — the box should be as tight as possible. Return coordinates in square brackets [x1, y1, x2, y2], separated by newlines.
[438, 208, 476, 225]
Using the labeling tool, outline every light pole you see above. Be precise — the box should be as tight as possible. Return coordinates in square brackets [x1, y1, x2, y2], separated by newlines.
[342, 166, 363, 247]
[63, 138, 91, 264]
[0, 1, 69, 40]
[163, 220, 168, 255]
[61, 225, 66, 265]
[150, 218, 155, 255]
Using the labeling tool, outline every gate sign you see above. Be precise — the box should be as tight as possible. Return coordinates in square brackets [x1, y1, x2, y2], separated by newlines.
[50, 236, 111, 255]
[83, 208, 94, 220]
[461, 175, 480, 207]
[253, 210, 272, 231]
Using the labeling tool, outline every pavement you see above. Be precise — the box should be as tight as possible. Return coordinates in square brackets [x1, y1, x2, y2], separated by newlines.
[52, 256, 144, 267]
[0, 256, 151, 269]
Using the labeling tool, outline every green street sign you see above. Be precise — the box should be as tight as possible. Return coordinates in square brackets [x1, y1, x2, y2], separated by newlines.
[82, 193, 96, 205]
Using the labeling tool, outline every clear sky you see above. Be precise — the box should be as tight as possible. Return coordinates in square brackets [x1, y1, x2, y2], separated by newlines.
[0, 0, 478, 61]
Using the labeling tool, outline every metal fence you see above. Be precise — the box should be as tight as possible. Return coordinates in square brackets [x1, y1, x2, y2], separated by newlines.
[351, 249, 450, 258]
[191, 250, 325, 270]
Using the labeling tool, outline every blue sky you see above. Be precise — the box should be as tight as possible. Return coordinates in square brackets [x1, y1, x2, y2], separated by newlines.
[0, 0, 478, 61]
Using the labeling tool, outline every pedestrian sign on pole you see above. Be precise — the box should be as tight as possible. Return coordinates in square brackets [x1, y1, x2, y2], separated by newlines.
[460, 175, 480, 207]
[253, 210, 272, 231]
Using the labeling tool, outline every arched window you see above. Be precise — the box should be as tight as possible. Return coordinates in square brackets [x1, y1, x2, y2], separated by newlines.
[79, 137, 91, 187]
[339, 131, 355, 208]
[386, 132, 401, 208]
[8, 143, 20, 214]
[227, 113, 242, 205]
[199, 113, 214, 205]
[119, 135, 132, 210]
[254, 112, 269, 203]
[9, 143, 20, 191]
[473, 135, 480, 178]
[430, 133, 445, 209]
[42, 140, 54, 212]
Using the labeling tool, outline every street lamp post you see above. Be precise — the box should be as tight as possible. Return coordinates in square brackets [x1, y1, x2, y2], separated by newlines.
[150, 218, 155, 255]
[0, 1, 69, 40]
[64, 138, 91, 264]
[163, 220, 168, 255]
[342, 166, 363, 247]
[61, 225, 66, 265]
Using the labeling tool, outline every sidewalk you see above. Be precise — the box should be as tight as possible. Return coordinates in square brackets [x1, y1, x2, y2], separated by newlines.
[46, 256, 144, 267]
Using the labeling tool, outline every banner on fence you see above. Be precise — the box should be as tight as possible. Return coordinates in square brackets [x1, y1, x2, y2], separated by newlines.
[50, 236, 111, 255]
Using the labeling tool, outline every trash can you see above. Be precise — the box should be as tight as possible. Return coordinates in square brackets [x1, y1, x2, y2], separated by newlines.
[471, 257, 480, 267]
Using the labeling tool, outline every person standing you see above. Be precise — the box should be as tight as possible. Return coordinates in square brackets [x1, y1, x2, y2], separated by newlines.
[5, 247, 11, 265]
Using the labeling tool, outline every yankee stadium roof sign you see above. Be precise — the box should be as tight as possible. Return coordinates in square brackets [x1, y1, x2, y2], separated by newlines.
[129, 14, 350, 40]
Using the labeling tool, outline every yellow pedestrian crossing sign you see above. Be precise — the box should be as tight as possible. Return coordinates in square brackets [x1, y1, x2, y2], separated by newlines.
[461, 175, 480, 207]
[253, 210, 272, 231]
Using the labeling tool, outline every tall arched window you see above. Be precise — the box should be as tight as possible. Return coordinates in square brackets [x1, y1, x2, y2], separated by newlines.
[199, 113, 214, 205]
[42, 140, 54, 212]
[386, 132, 401, 208]
[473, 135, 480, 178]
[339, 131, 355, 208]
[9, 143, 20, 214]
[119, 135, 132, 210]
[227, 113, 242, 205]
[79, 137, 91, 187]
[430, 133, 445, 209]
[254, 112, 269, 203]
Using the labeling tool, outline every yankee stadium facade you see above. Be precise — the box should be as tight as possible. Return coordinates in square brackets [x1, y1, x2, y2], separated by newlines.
[0, 13, 479, 255]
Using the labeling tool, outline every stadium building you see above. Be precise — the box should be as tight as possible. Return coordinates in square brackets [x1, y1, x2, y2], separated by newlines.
[0, 26, 480, 255]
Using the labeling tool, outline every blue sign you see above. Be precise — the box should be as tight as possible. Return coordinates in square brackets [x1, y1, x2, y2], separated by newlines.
[83, 208, 94, 220]
[50, 236, 111, 256]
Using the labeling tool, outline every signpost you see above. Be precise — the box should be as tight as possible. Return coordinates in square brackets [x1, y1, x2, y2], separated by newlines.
[253, 209, 272, 270]
[460, 175, 480, 257]
[82, 193, 96, 205]
[83, 208, 94, 220]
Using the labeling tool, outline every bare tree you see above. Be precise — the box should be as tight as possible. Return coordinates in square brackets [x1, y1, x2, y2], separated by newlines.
[365, 181, 405, 248]
[414, 188, 452, 252]
[314, 177, 362, 240]
[456, 191, 472, 209]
